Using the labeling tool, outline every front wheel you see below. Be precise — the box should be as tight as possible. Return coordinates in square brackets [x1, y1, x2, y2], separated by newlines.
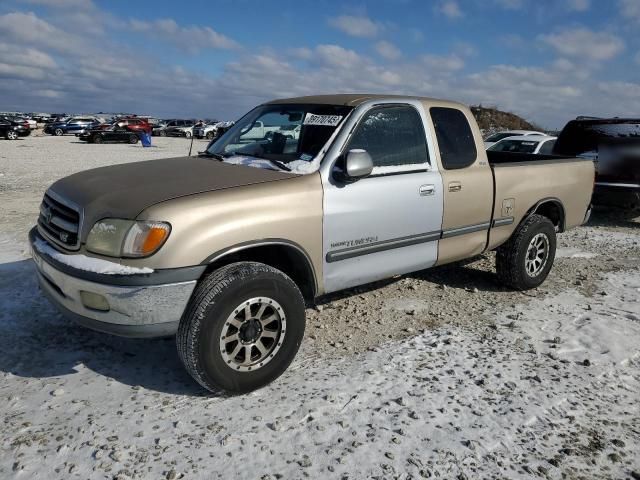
[185, 131, 192, 138]
[54, 128, 64, 136]
[177, 262, 306, 394]
[92, 135, 103, 144]
[128, 134, 139, 144]
[206, 131, 215, 140]
[496, 214, 556, 290]
[6, 130, 18, 140]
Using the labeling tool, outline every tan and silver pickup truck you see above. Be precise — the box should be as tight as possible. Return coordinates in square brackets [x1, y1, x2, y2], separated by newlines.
[30, 94, 594, 393]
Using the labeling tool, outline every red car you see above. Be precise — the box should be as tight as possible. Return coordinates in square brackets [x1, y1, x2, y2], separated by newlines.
[114, 117, 152, 135]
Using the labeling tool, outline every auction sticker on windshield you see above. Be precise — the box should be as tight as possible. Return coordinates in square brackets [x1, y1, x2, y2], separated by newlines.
[303, 113, 343, 126]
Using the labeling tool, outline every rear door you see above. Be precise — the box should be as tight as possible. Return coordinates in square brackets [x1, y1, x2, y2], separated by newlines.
[322, 102, 444, 293]
[429, 107, 494, 265]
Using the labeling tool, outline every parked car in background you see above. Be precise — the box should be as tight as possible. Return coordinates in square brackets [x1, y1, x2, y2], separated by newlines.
[554, 117, 640, 210]
[16, 117, 37, 129]
[44, 117, 101, 136]
[193, 120, 234, 139]
[484, 130, 545, 148]
[113, 117, 152, 135]
[78, 125, 140, 144]
[0, 117, 30, 139]
[487, 135, 557, 155]
[163, 120, 195, 137]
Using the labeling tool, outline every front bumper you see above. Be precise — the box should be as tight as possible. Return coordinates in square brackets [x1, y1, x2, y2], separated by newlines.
[29, 228, 205, 337]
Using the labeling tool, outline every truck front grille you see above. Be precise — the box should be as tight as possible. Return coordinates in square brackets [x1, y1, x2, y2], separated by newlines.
[37, 192, 81, 250]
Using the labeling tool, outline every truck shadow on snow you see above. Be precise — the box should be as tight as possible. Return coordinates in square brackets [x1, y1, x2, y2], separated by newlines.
[2, 253, 509, 393]
[0, 259, 209, 396]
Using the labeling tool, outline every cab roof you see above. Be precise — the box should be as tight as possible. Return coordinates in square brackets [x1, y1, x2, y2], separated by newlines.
[264, 93, 467, 109]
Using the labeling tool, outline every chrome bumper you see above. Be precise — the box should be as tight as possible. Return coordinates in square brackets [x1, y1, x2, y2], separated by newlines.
[30, 230, 203, 337]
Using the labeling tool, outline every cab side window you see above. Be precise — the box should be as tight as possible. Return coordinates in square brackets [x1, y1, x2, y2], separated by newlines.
[347, 105, 429, 168]
[430, 107, 477, 169]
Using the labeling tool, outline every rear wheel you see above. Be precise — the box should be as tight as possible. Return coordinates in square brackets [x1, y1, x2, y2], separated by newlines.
[206, 131, 215, 140]
[128, 134, 139, 144]
[496, 214, 556, 290]
[160, 130, 167, 137]
[185, 131, 192, 138]
[54, 128, 64, 136]
[177, 262, 306, 394]
[6, 130, 18, 140]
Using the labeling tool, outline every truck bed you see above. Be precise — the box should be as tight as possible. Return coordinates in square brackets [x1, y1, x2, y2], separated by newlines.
[485, 152, 594, 251]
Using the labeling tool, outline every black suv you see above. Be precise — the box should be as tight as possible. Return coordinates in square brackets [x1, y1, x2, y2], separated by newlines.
[0, 116, 31, 140]
[554, 118, 640, 210]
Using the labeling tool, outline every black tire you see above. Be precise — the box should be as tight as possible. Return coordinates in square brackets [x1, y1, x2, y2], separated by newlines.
[6, 130, 18, 140]
[160, 130, 167, 137]
[185, 131, 192, 138]
[206, 131, 215, 140]
[177, 262, 306, 394]
[128, 134, 139, 144]
[54, 128, 64, 136]
[496, 214, 556, 290]
[92, 135, 103, 144]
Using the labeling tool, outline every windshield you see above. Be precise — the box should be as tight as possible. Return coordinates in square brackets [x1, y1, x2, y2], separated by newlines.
[489, 139, 540, 153]
[207, 104, 353, 166]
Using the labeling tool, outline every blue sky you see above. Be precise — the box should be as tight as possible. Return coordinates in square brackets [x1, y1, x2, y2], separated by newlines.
[1, 0, 639, 128]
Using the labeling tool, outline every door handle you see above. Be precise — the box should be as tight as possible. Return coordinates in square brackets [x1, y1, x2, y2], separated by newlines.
[419, 184, 435, 196]
[448, 181, 462, 192]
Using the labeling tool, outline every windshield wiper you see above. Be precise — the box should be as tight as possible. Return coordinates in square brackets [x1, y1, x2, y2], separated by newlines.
[199, 151, 226, 161]
[238, 152, 291, 171]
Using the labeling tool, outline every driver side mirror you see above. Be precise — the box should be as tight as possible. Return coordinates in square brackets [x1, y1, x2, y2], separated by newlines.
[339, 149, 374, 182]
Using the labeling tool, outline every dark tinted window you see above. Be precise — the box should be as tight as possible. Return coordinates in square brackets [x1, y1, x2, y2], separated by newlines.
[538, 139, 555, 155]
[554, 120, 640, 156]
[489, 139, 539, 154]
[430, 107, 477, 169]
[347, 105, 429, 168]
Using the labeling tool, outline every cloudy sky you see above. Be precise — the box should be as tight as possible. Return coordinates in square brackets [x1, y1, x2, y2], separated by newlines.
[1, 0, 639, 128]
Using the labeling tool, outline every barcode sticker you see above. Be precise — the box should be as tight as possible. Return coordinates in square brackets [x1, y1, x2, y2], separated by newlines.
[303, 113, 343, 126]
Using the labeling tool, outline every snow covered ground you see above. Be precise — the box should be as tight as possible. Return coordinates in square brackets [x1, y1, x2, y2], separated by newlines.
[1, 135, 639, 479]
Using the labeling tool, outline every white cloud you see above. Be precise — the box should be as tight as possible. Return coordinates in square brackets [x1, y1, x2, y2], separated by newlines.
[567, 0, 590, 11]
[128, 18, 239, 52]
[422, 53, 464, 72]
[619, 0, 640, 22]
[1, 6, 639, 131]
[539, 28, 624, 61]
[328, 15, 381, 38]
[375, 40, 401, 61]
[436, 1, 463, 19]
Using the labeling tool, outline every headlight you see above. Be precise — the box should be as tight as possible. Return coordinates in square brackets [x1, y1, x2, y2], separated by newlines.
[86, 219, 171, 258]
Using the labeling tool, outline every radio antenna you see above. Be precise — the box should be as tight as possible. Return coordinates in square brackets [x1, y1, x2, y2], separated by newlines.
[188, 125, 195, 156]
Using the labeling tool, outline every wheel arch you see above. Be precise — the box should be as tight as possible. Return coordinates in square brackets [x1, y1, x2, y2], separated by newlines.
[525, 197, 566, 232]
[201, 240, 318, 302]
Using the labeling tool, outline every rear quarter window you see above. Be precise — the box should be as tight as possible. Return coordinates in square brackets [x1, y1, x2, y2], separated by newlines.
[430, 107, 477, 169]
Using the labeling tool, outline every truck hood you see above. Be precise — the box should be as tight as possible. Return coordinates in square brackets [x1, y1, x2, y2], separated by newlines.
[48, 156, 296, 239]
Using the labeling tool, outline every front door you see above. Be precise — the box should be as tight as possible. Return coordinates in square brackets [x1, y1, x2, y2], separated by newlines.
[322, 103, 444, 293]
